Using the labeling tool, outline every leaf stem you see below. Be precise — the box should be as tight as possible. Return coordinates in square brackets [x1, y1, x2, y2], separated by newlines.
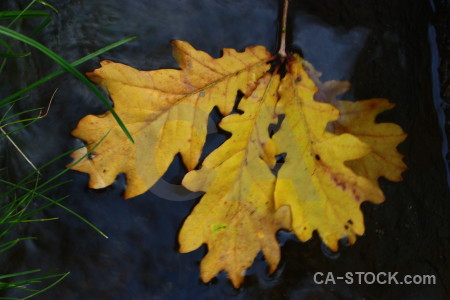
[278, 0, 290, 58]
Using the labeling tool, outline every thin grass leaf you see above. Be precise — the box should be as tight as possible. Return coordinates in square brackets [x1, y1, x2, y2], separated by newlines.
[14, 182, 72, 220]
[0, 271, 68, 291]
[0, 11, 49, 20]
[0, 118, 40, 138]
[0, 52, 30, 58]
[0, 36, 136, 107]
[0, 177, 39, 239]
[0, 192, 32, 225]
[0, 172, 39, 219]
[31, 17, 51, 34]
[0, 180, 107, 238]
[0, 273, 69, 300]
[0, 38, 30, 58]
[0, 178, 68, 206]
[0, 269, 41, 281]
[1, 107, 43, 124]
[0, 4, 129, 297]
[0, 195, 68, 228]
[0, 237, 36, 254]
[0, 145, 84, 198]
[39, 135, 111, 196]
[0, 26, 134, 142]
[0, 130, 109, 238]
[13, 196, 69, 225]
[0, 181, 61, 223]
[0, 194, 67, 242]
[22, 272, 69, 299]
[11, 130, 111, 196]
[6, 0, 38, 29]
[0, 93, 27, 109]
[0, 176, 38, 201]
[1, 116, 40, 130]
[1, 115, 43, 128]
[0, 101, 17, 123]
[7, 217, 58, 223]
[35, 0, 58, 14]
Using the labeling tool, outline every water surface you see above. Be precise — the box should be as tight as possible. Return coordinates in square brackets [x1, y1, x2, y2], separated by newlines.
[1, 0, 449, 299]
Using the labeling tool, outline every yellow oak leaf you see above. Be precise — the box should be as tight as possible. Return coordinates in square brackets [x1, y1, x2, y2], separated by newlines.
[179, 74, 291, 287]
[273, 54, 385, 252]
[69, 41, 271, 198]
[331, 99, 408, 186]
[303, 61, 408, 187]
[69, 39, 408, 287]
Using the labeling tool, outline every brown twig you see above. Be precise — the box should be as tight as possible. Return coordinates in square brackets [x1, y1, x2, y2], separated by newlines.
[278, 0, 290, 58]
[38, 88, 57, 119]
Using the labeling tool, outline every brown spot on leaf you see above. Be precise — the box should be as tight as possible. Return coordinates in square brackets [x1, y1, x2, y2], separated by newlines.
[331, 174, 347, 191]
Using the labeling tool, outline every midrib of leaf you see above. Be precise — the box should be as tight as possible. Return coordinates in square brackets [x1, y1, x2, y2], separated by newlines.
[222, 76, 276, 225]
[289, 72, 317, 154]
[277, 68, 337, 210]
[286, 70, 331, 191]
[287, 70, 367, 220]
[110, 57, 273, 140]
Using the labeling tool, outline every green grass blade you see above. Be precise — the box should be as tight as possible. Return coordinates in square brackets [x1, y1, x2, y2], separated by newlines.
[7, 0, 38, 28]
[0, 118, 40, 138]
[0, 133, 111, 238]
[0, 26, 134, 142]
[0, 269, 41, 281]
[38, 131, 111, 192]
[0, 237, 36, 254]
[0, 271, 68, 293]
[4, 218, 58, 224]
[0, 36, 136, 107]
[1, 107, 43, 123]
[0, 177, 39, 237]
[35, 0, 58, 14]
[11, 196, 69, 227]
[1, 114, 42, 127]
[0, 52, 31, 58]
[1, 138, 100, 196]
[22, 272, 69, 299]
[31, 16, 51, 34]
[0, 38, 30, 58]
[15, 184, 71, 220]
[0, 180, 108, 239]
[0, 11, 50, 20]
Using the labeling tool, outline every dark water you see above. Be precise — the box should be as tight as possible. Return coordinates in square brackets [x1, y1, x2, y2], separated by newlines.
[1, 0, 449, 299]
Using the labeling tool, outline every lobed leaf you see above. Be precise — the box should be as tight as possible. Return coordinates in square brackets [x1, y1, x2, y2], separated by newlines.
[69, 41, 408, 287]
[273, 55, 384, 251]
[179, 74, 291, 287]
[331, 99, 408, 186]
[70, 41, 271, 198]
[304, 61, 408, 187]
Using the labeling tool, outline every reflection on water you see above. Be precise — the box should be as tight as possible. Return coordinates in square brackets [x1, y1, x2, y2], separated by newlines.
[428, 24, 450, 189]
[0, 0, 449, 299]
[292, 12, 370, 82]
